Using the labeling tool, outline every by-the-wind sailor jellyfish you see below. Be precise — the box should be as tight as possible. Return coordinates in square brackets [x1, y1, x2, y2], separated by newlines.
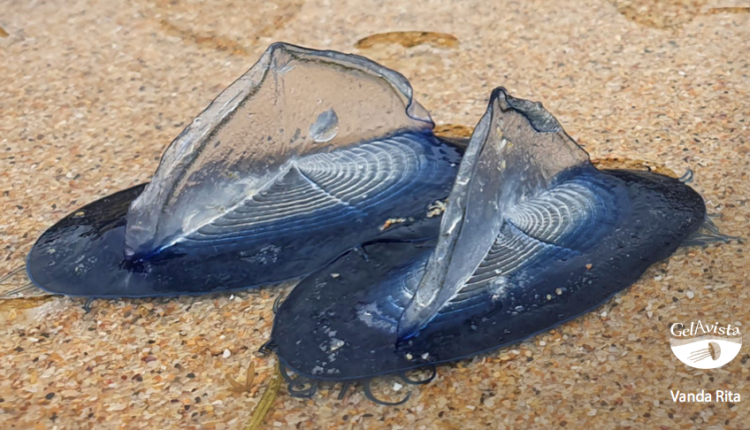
[271, 87, 727, 399]
[20, 43, 461, 298]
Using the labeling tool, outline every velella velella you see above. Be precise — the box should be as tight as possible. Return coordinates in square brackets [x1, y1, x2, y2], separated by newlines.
[16, 43, 461, 298]
[271, 87, 724, 400]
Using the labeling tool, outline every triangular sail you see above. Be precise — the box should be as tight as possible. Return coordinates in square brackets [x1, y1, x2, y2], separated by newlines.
[398, 88, 591, 339]
[124, 43, 434, 259]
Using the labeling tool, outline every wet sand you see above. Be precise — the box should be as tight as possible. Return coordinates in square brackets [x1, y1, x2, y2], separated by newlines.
[1, 0, 748, 428]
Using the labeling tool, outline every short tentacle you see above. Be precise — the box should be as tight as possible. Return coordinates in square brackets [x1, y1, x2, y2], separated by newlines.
[0, 265, 26, 284]
[279, 360, 319, 399]
[272, 293, 284, 314]
[681, 216, 742, 247]
[363, 379, 412, 406]
[287, 379, 319, 399]
[256, 339, 276, 356]
[399, 364, 437, 385]
[0, 265, 50, 299]
[679, 169, 694, 184]
[0, 282, 44, 299]
[82, 298, 95, 313]
[337, 381, 352, 400]
[278, 361, 299, 384]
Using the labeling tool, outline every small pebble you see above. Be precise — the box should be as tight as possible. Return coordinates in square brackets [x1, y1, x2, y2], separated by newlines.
[222, 349, 231, 358]
[686, 291, 695, 299]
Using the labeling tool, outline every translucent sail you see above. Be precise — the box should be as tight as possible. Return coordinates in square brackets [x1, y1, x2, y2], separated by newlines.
[397, 88, 591, 339]
[124, 42, 434, 259]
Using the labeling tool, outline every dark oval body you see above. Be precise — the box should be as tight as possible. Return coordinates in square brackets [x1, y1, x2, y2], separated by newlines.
[272, 169, 706, 380]
[26, 133, 461, 298]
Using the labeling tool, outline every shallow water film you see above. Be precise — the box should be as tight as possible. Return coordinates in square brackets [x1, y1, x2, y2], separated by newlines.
[1, 0, 749, 428]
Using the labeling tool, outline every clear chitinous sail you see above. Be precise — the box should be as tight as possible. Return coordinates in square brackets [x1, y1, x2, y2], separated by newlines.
[271, 87, 715, 384]
[397, 88, 591, 339]
[124, 42, 449, 259]
[24, 43, 461, 298]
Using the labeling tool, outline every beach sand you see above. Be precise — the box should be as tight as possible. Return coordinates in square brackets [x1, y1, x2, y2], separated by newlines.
[0, 0, 748, 428]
